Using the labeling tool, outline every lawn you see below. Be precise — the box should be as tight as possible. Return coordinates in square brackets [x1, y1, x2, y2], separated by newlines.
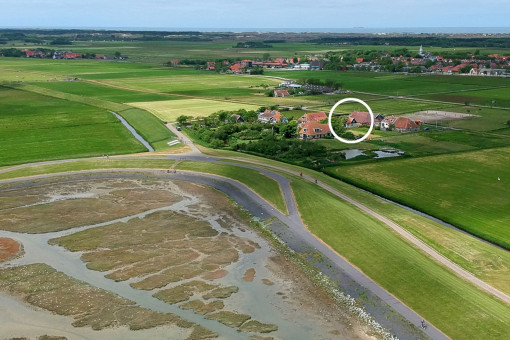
[129, 99, 259, 121]
[291, 178, 510, 340]
[0, 87, 146, 166]
[175, 161, 287, 214]
[326, 147, 510, 249]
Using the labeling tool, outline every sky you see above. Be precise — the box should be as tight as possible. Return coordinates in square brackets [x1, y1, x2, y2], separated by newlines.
[1, 0, 509, 30]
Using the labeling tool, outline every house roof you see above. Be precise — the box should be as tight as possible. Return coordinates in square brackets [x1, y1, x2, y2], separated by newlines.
[259, 110, 279, 120]
[299, 121, 331, 136]
[301, 112, 327, 123]
[348, 111, 371, 125]
[394, 117, 419, 130]
[230, 64, 245, 71]
[274, 90, 289, 96]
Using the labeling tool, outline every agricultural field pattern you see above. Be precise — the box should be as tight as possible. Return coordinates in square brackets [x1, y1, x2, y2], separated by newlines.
[1, 32, 510, 340]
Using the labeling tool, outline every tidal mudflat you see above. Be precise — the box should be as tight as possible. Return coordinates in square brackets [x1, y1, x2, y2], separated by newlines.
[0, 176, 374, 339]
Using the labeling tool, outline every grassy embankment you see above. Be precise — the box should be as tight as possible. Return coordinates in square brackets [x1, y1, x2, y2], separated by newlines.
[175, 161, 287, 214]
[290, 178, 510, 340]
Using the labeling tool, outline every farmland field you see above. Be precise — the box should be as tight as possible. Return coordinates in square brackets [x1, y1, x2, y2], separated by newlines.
[0, 86, 146, 166]
[265, 70, 510, 96]
[326, 147, 510, 249]
[129, 99, 259, 121]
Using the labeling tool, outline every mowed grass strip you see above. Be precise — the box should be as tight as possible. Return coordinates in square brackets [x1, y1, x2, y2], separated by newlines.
[291, 178, 510, 340]
[0, 159, 176, 180]
[175, 161, 287, 214]
[326, 147, 510, 249]
[129, 99, 259, 122]
[0, 87, 145, 166]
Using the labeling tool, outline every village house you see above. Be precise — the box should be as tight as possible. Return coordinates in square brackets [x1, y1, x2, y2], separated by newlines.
[257, 110, 288, 124]
[380, 115, 398, 130]
[230, 114, 244, 124]
[310, 60, 326, 70]
[298, 112, 327, 125]
[230, 64, 245, 74]
[394, 117, 420, 132]
[380, 116, 419, 132]
[299, 121, 331, 140]
[346, 111, 384, 128]
[302, 84, 334, 93]
[274, 89, 290, 97]
[206, 61, 215, 71]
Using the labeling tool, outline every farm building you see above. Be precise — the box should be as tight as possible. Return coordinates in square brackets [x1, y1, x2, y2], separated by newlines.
[258, 110, 288, 124]
[298, 112, 327, 124]
[393, 117, 420, 132]
[274, 89, 290, 97]
[230, 114, 244, 124]
[299, 121, 331, 140]
[346, 111, 384, 128]
[230, 64, 245, 74]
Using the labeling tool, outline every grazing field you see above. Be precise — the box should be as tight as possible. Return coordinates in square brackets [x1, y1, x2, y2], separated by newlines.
[176, 161, 287, 213]
[102, 73, 279, 98]
[417, 87, 510, 108]
[291, 177, 510, 340]
[326, 147, 510, 249]
[20, 83, 176, 150]
[0, 87, 146, 166]
[265, 70, 510, 96]
[129, 99, 259, 121]
[33, 81, 173, 103]
[0, 67, 65, 82]
[321, 98, 458, 115]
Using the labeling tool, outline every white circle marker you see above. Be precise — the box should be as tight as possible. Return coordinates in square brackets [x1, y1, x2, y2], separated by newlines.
[328, 98, 374, 144]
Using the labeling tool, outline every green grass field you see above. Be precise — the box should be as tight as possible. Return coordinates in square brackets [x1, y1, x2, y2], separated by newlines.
[326, 147, 510, 249]
[13, 83, 176, 151]
[129, 99, 259, 121]
[175, 161, 287, 214]
[291, 178, 510, 340]
[0, 87, 146, 166]
[266, 71, 510, 97]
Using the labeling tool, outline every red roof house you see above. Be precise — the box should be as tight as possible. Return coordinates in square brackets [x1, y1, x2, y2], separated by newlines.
[346, 111, 371, 127]
[394, 117, 419, 132]
[299, 112, 327, 124]
[274, 89, 290, 97]
[299, 121, 331, 139]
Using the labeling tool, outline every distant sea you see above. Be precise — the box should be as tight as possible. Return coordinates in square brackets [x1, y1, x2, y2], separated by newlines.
[3, 26, 510, 34]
